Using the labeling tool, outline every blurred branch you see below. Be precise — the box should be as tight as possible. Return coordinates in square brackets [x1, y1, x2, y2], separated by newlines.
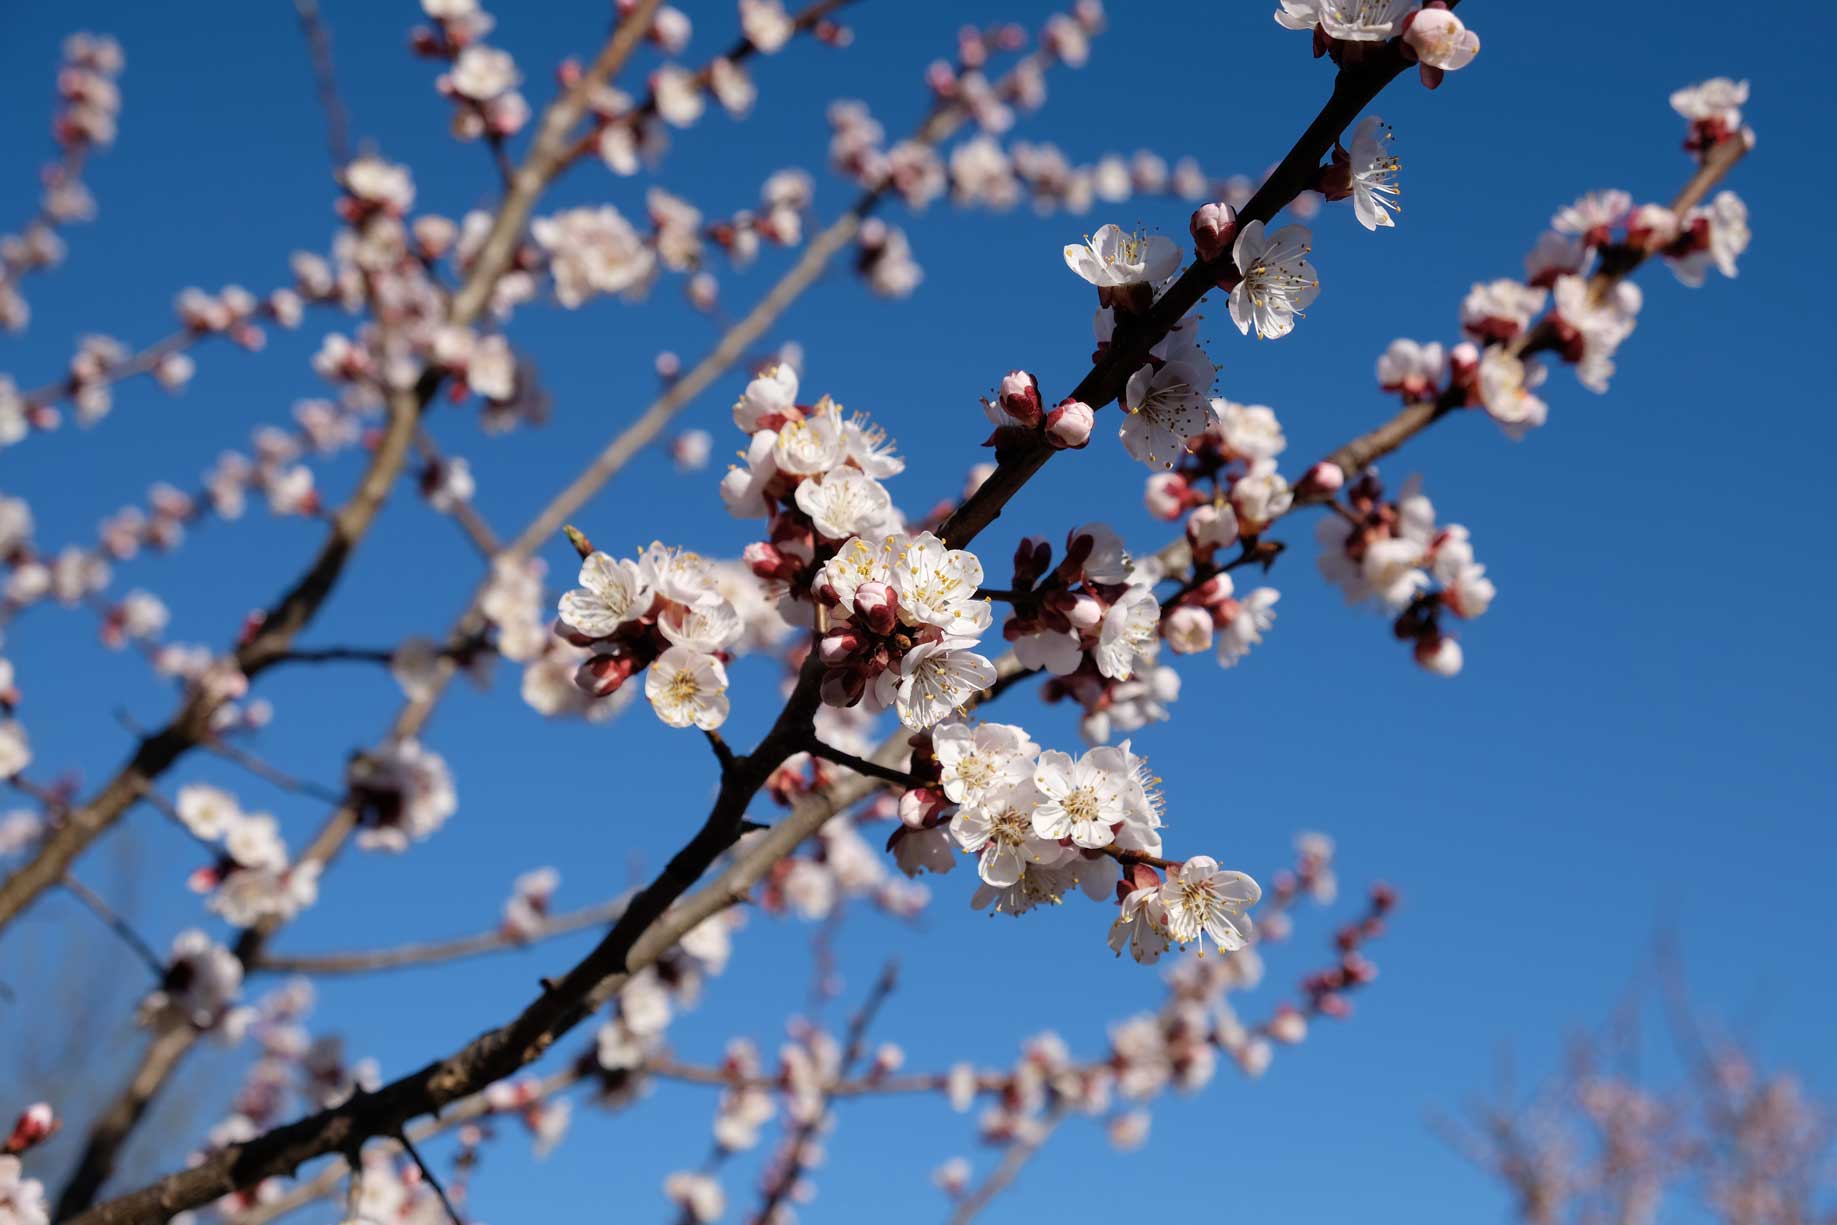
[292, 0, 354, 168]
[255, 891, 632, 977]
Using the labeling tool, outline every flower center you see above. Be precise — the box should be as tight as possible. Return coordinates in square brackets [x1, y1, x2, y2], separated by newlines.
[1062, 787, 1101, 825]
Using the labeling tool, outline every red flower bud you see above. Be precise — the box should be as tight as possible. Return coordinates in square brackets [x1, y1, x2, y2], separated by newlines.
[5, 1103, 56, 1154]
[853, 581, 900, 636]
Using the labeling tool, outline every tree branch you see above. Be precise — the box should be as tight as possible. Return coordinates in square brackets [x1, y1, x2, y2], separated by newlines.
[59, 875, 164, 978]
[71, 32, 1440, 1225]
[254, 892, 632, 977]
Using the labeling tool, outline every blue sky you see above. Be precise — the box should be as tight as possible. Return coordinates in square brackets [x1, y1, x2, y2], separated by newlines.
[2, 1, 1830, 1221]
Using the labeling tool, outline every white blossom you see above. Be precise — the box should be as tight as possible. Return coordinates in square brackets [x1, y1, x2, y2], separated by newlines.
[645, 646, 731, 730]
[1477, 347, 1548, 439]
[1032, 746, 1129, 849]
[1063, 224, 1180, 292]
[1159, 856, 1260, 952]
[1229, 220, 1319, 339]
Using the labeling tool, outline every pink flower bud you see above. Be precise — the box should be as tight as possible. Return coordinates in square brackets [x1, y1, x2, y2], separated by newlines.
[853, 581, 900, 635]
[1144, 473, 1190, 521]
[743, 540, 793, 583]
[1317, 992, 1352, 1018]
[1296, 461, 1346, 499]
[1190, 201, 1238, 263]
[997, 370, 1042, 426]
[575, 652, 636, 697]
[818, 627, 863, 666]
[1414, 633, 1463, 676]
[1066, 593, 1105, 632]
[1185, 502, 1239, 555]
[820, 665, 869, 708]
[1191, 573, 1236, 608]
[1268, 1008, 1308, 1045]
[1044, 398, 1094, 449]
[898, 786, 946, 829]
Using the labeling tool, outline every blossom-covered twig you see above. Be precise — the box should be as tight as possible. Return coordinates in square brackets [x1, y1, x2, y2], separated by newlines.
[0, 0, 674, 944]
[949, 1103, 1065, 1224]
[37, 5, 684, 1212]
[749, 960, 898, 1222]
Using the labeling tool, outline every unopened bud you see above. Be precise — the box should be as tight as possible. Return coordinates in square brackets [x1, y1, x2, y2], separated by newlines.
[853, 581, 900, 636]
[575, 652, 636, 697]
[1066, 593, 1105, 632]
[898, 786, 947, 829]
[1162, 605, 1215, 655]
[1267, 1008, 1308, 1045]
[4, 1103, 55, 1154]
[1185, 502, 1239, 554]
[743, 540, 794, 583]
[819, 665, 869, 708]
[818, 627, 863, 666]
[1144, 472, 1190, 521]
[997, 370, 1042, 426]
[1296, 461, 1345, 499]
[1189, 202, 1238, 263]
[1043, 398, 1094, 449]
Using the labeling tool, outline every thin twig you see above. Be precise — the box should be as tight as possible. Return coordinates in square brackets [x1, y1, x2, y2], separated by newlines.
[397, 1131, 463, 1225]
[203, 737, 347, 806]
[254, 892, 631, 976]
[803, 738, 918, 789]
[292, 0, 354, 168]
[949, 1103, 1066, 1223]
[750, 961, 899, 1223]
[61, 875, 165, 977]
[703, 729, 737, 772]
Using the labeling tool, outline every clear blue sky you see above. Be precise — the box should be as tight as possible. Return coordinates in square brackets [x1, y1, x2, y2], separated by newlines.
[2, 1, 1829, 1221]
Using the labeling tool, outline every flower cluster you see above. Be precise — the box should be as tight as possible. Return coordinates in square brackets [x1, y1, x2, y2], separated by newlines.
[430, 22, 532, 143]
[181, 979, 385, 1217]
[1275, 1, 1480, 88]
[176, 783, 321, 926]
[138, 928, 246, 1033]
[0, 33, 125, 334]
[592, 910, 745, 1089]
[1670, 76, 1753, 159]
[1316, 472, 1493, 674]
[556, 541, 748, 731]
[813, 533, 996, 731]
[347, 738, 460, 851]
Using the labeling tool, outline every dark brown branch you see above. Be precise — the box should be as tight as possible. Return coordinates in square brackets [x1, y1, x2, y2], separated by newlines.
[1300, 131, 1749, 500]
[803, 738, 919, 789]
[265, 646, 396, 666]
[932, 35, 1437, 551]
